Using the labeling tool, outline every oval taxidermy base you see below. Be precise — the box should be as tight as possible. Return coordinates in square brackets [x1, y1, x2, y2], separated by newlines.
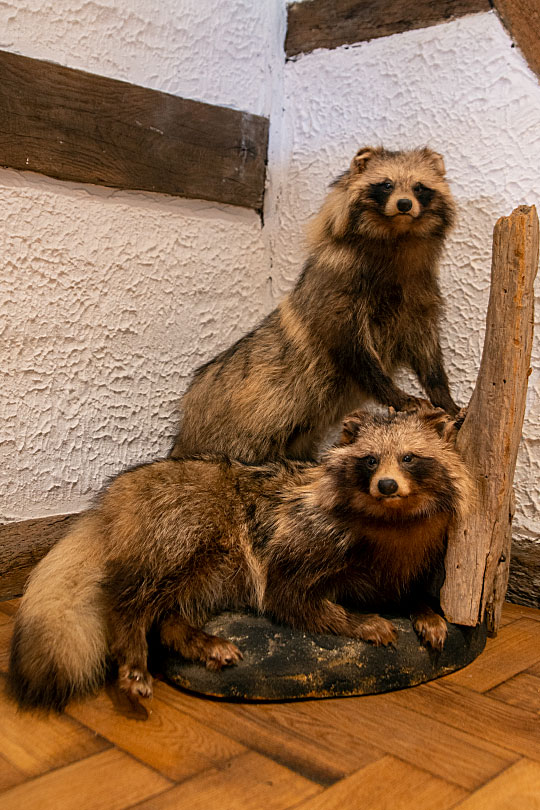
[154, 612, 487, 701]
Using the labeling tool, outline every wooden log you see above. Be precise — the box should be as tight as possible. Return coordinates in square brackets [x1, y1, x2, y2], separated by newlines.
[441, 206, 539, 632]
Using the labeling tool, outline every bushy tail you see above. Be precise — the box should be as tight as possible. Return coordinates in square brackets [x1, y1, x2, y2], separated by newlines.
[7, 514, 108, 712]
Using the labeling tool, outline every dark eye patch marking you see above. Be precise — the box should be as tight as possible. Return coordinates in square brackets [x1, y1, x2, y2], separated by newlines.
[413, 183, 435, 207]
[401, 455, 433, 477]
[368, 181, 394, 207]
[353, 455, 379, 492]
[403, 455, 458, 512]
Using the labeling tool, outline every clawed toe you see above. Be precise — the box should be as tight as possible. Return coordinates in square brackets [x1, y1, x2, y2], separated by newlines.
[204, 639, 243, 671]
[354, 616, 397, 646]
[413, 616, 447, 651]
[118, 665, 153, 699]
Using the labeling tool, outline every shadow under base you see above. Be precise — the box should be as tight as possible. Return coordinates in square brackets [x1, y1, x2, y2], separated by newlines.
[156, 612, 487, 701]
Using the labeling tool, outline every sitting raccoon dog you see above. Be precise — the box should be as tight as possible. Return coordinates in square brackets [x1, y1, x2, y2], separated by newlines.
[171, 147, 458, 463]
[8, 409, 470, 710]
[8, 406, 471, 712]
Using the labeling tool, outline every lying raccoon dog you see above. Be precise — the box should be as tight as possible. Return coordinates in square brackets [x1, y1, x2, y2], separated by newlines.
[171, 146, 459, 463]
[8, 406, 471, 712]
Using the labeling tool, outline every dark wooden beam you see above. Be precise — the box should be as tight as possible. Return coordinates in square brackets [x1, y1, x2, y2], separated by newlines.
[286, 0, 491, 57]
[0, 50, 269, 210]
[0, 514, 78, 600]
[493, 0, 540, 82]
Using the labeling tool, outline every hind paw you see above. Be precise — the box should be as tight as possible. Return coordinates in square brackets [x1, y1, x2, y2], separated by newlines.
[204, 638, 243, 671]
[118, 665, 153, 699]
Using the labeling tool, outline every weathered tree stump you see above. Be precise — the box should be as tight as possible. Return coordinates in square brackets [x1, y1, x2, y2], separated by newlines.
[441, 205, 539, 633]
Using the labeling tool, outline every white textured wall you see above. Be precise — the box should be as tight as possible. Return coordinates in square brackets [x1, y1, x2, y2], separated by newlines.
[1, 0, 285, 521]
[272, 11, 540, 558]
[1, 175, 271, 521]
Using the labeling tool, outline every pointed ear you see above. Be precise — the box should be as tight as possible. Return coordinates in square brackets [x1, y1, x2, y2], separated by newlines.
[422, 148, 446, 176]
[417, 406, 460, 443]
[350, 147, 376, 174]
[340, 410, 370, 445]
[453, 406, 468, 432]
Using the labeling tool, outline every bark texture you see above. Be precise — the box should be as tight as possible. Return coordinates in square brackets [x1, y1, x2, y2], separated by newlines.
[441, 206, 539, 631]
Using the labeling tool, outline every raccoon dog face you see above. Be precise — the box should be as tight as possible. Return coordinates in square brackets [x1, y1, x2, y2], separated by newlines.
[321, 407, 470, 521]
[331, 147, 455, 241]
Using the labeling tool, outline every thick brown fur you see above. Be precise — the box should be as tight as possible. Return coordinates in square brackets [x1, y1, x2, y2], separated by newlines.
[171, 147, 458, 463]
[8, 406, 472, 712]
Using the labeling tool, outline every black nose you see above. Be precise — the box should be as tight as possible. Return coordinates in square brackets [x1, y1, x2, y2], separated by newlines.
[378, 478, 398, 495]
[397, 198, 412, 212]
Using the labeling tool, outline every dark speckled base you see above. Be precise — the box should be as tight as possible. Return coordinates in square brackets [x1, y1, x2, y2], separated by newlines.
[154, 612, 487, 701]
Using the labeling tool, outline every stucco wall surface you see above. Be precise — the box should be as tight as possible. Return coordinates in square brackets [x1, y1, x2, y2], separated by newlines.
[272, 11, 540, 554]
[1, 0, 287, 521]
[1, 173, 271, 522]
[0, 0, 281, 115]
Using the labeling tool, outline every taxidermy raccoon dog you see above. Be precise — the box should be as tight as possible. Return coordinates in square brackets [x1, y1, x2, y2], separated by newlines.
[171, 146, 458, 463]
[8, 406, 471, 712]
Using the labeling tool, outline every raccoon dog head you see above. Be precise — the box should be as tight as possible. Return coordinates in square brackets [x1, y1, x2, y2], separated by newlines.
[319, 406, 472, 521]
[315, 147, 455, 243]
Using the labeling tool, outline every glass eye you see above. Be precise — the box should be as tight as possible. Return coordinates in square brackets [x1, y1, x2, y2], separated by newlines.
[402, 454, 413, 463]
[414, 183, 426, 193]
[367, 456, 378, 467]
[383, 180, 393, 190]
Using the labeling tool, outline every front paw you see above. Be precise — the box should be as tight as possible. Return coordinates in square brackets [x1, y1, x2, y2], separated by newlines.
[352, 614, 397, 646]
[204, 637, 244, 671]
[413, 613, 447, 651]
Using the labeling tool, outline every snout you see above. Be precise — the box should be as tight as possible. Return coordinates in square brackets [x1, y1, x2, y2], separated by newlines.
[396, 198, 412, 213]
[377, 478, 399, 496]
[384, 193, 421, 221]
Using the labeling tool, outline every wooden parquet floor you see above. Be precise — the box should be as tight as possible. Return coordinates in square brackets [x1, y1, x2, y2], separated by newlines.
[1, 598, 539, 809]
